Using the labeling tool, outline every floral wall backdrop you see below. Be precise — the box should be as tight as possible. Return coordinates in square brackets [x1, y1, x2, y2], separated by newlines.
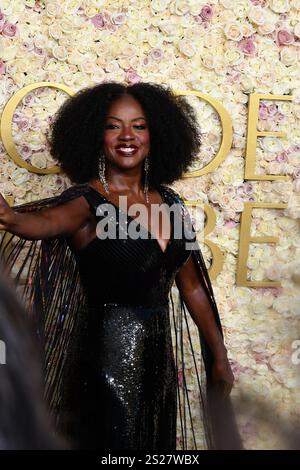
[1, 0, 300, 449]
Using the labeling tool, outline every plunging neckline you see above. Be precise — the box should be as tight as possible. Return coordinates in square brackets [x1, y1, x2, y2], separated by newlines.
[87, 184, 173, 254]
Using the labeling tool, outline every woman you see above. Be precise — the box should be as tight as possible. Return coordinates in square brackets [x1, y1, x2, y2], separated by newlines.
[0, 82, 241, 450]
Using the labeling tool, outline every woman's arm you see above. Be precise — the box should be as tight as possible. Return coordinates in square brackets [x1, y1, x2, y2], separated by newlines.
[0, 193, 91, 240]
[175, 253, 234, 395]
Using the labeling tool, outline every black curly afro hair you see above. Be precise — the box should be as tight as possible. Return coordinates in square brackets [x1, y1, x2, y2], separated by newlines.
[49, 82, 201, 188]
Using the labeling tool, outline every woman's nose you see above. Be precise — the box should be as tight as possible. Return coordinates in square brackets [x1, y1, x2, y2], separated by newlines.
[119, 125, 134, 140]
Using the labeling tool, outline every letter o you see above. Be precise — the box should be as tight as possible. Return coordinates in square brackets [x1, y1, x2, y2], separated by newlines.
[0, 82, 75, 174]
[175, 90, 233, 178]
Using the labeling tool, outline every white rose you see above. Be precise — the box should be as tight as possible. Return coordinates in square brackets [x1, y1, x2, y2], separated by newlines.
[84, 5, 98, 17]
[171, 0, 190, 15]
[11, 168, 30, 186]
[1, 45, 18, 61]
[273, 296, 292, 314]
[224, 49, 243, 65]
[231, 199, 244, 212]
[280, 47, 298, 66]
[178, 39, 196, 58]
[265, 265, 282, 281]
[224, 23, 243, 42]
[200, 55, 216, 70]
[31, 153, 47, 169]
[269, 0, 290, 13]
[240, 75, 255, 92]
[46, 2, 61, 16]
[241, 23, 255, 37]
[48, 24, 63, 40]
[63, 0, 81, 15]
[159, 22, 179, 42]
[248, 7, 266, 25]
[59, 18, 73, 34]
[286, 194, 300, 218]
[80, 61, 95, 74]
[150, 0, 171, 13]
[0, 0, 13, 14]
[261, 137, 284, 153]
[52, 45, 68, 61]
[258, 22, 276, 35]
[294, 23, 300, 38]
[67, 51, 83, 65]
[34, 35, 48, 49]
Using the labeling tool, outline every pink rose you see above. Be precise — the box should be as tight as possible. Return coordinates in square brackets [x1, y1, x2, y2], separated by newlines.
[276, 152, 288, 163]
[20, 145, 32, 159]
[91, 14, 105, 29]
[126, 69, 141, 84]
[2, 22, 17, 38]
[0, 60, 5, 75]
[111, 12, 127, 25]
[259, 102, 269, 120]
[200, 4, 214, 21]
[150, 48, 163, 61]
[17, 119, 31, 131]
[276, 29, 294, 46]
[22, 93, 34, 105]
[225, 220, 237, 228]
[268, 103, 278, 115]
[0, 13, 5, 32]
[33, 46, 44, 56]
[239, 38, 256, 56]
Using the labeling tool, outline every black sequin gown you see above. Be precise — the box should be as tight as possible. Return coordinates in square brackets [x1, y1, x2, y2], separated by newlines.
[0, 183, 243, 451]
[61, 186, 191, 450]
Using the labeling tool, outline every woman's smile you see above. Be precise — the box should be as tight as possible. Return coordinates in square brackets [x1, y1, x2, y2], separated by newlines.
[115, 144, 139, 156]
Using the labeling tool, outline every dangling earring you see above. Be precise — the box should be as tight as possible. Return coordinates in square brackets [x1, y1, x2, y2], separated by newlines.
[98, 153, 109, 194]
[143, 156, 149, 203]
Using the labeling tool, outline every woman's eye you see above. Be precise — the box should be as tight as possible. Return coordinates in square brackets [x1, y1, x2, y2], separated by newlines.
[134, 124, 147, 130]
[105, 124, 119, 129]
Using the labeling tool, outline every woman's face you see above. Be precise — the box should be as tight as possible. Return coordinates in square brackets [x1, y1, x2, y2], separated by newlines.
[103, 94, 150, 171]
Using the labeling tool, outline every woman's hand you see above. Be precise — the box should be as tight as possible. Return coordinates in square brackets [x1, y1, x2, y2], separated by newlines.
[0, 194, 16, 231]
[211, 356, 234, 397]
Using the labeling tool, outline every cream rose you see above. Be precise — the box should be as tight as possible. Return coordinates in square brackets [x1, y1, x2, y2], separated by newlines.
[31, 153, 47, 169]
[46, 2, 61, 17]
[224, 23, 243, 42]
[52, 45, 68, 61]
[248, 7, 266, 26]
[63, 0, 81, 15]
[178, 39, 196, 58]
[1, 44, 18, 61]
[48, 24, 63, 40]
[151, 0, 171, 13]
[258, 22, 276, 35]
[294, 22, 300, 38]
[0, 0, 13, 14]
[224, 49, 243, 65]
[280, 47, 298, 66]
[11, 168, 30, 186]
[269, 0, 290, 13]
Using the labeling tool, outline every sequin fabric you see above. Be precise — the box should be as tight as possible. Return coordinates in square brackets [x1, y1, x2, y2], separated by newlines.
[59, 186, 191, 450]
[0, 183, 242, 451]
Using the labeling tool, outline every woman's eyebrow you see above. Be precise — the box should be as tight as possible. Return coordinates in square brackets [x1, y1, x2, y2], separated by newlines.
[106, 116, 147, 121]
